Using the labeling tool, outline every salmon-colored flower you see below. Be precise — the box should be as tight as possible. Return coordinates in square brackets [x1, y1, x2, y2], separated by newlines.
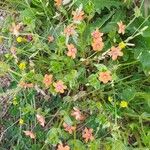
[71, 107, 84, 121]
[82, 127, 94, 143]
[91, 28, 104, 51]
[43, 74, 53, 87]
[19, 81, 34, 88]
[48, 35, 54, 43]
[64, 24, 76, 36]
[9, 22, 23, 37]
[67, 44, 77, 59]
[109, 46, 123, 60]
[91, 28, 103, 41]
[54, 0, 62, 7]
[117, 21, 126, 34]
[98, 71, 112, 84]
[92, 40, 104, 51]
[36, 114, 45, 127]
[23, 131, 36, 139]
[72, 8, 84, 22]
[63, 122, 76, 134]
[53, 80, 67, 93]
[57, 143, 70, 150]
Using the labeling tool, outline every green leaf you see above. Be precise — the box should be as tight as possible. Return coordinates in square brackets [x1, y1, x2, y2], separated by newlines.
[139, 51, 150, 73]
[121, 87, 136, 101]
[20, 8, 36, 29]
[112, 140, 127, 150]
[49, 61, 64, 73]
[76, 0, 121, 13]
[94, 64, 107, 71]
[46, 128, 61, 146]
[0, 62, 10, 76]
[134, 35, 150, 74]
[88, 74, 100, 89]
[64, 70, 78, 88]
[93, 0, 121, 12]
[88, 139, 100, 150]
[68, 140, 86, 150]
[64, 115, 73, 125]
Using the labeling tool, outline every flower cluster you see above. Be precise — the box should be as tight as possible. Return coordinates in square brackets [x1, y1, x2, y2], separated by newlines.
[67, 44, 77, 59]
[43, 74, 67, 93]
[1, 0, 148, 149]
[91, 28, 104, 51]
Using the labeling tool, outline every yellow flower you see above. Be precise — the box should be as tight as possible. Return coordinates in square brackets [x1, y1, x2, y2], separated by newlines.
[120, 100, 128, 108]
[119, 41, 126, 49]
[19, 119, 24, 125]
[13, 98, 18, 105]
[108, 96, 113, 102]
[19, 62, 26, 70]
[16, 36, 23, 43]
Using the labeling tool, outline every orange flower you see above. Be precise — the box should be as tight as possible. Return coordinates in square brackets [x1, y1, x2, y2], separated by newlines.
[53, 80, 67, 93]
[67, 44, 77, 59]
[43, 74, 53, 87]
[109, 46, 123, 60]
[71, 107, 84, 121]
[91, 28, 104, 51]
[36, 114, 45, 127]
[117, 21, 126, 34]
[57, 143, 70, 150]
[82, 127, 94, 143]
[19, 81, 34, 88]
[91, 28, 103, 41]
[63, 122, 76, 134]
[98, 71, 112, 84]
[64, 24, 76, 36]
[54, 0, 62, 7]
[48, 35, 54, 43]
[9, 22, 23, 37]
[23, 131, 36, 139]
[91, 40, 104, 51]
[72, 8, 84, 22]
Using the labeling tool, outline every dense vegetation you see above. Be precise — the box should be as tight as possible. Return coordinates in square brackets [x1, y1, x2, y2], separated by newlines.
[0, 0, 150, 149]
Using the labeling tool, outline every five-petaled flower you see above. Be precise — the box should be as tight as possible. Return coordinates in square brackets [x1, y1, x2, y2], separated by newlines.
[48, 35, 54, 43]
[91, 28, 104, 51]
[53, 80, 67, 93]
[19, 81, 34, 88]
[57, 143, 70, 150]
[19, 119, 24, 125]
[120, 100, 128, 108]
[98, 71, 112, 84]
[117, 21, 126, 34]
[43, 74, 53, 87]
[9, 22, 23, 37]
[92, 41, 104, 51]
[91, 28, 103, 41]
[19, 62, 26, 70]
[82, 127, 94, 143]
[63, 122, 76, 134]
[36, 114, 45, 127]
[23, 131, 36, 139]
[67, 44, 77, 59]
[54, 0, 62, 7]
[119, 41, 126, 49]
[72, 8, 84, 23]
[71, 107, 84, 121]
[64, 24, 76, 37]
[109, 46, 123, 60]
